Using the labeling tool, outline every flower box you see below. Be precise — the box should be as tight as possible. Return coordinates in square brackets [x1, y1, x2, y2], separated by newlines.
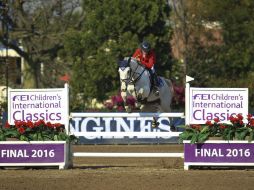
[184, 140, 254, 170]
[0, 141, 72, 169]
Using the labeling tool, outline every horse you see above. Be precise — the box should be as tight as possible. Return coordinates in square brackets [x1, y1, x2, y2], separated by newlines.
[118, 57, 174, 127]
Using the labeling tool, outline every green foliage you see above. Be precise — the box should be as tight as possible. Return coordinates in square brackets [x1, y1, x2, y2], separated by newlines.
[169, 0, 254, 110]
[179, 125, 210, 144]
[180, 114, 254, 144]
[62, 0, 172, 109]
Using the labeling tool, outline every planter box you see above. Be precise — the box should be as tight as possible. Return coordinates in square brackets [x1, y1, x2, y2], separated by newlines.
[0, 141, 71, 169]
[184, 140, 254, 170]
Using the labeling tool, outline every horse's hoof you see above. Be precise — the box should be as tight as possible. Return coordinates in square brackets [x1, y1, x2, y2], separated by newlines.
[152, 121, 159, 128]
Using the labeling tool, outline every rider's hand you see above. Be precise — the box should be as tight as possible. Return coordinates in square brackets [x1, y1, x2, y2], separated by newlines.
[136, 57, 141, 62]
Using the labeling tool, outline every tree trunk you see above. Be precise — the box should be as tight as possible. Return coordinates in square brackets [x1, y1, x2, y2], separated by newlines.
[22, 60, 37, 88]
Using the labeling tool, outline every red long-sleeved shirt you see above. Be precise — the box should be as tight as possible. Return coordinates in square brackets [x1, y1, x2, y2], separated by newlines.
[132, 48, 156, 69]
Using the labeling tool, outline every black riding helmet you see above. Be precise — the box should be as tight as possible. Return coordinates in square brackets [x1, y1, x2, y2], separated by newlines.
[140, 41, 151, 53]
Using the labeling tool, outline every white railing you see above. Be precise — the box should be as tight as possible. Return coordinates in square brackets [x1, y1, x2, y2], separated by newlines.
[73, 152, 184, 158]
[70, 112, 185, 118]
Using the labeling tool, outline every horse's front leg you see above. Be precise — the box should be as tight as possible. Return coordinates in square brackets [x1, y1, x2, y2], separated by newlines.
[120, 84, 131, 113]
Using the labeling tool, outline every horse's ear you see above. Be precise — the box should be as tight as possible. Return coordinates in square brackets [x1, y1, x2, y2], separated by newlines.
[127, 57, 131, 63]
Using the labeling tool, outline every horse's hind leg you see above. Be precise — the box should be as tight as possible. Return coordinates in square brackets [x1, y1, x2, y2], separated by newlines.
[152, 117, 159, 128]
[141, 103, 161, 128]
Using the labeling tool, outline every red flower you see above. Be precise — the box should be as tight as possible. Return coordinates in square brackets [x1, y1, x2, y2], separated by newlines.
[229, 115, 237, 123]
[190, 124, 201, 131]
[46, 122, 53, 128]
[219, 124, 227, 130]
[247, 114, 253, 121]
[4, 122, 10, 128]
[53, 123, 63, 128]
[27, 120, 34, 128]
[14, 121, 22, 128]
[214, 118, 220, 123]
[247, 118, 254, 128]
[205, 121, 213, 127]
[18, 127, 25, 134]
[237, 114, 243, 120]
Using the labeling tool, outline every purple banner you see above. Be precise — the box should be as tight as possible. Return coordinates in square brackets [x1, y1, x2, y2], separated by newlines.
[184, 142, 254, 163]
[0, 143, 65, 163]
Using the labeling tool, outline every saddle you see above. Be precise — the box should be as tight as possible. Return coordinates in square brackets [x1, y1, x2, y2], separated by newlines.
[147, 69, 163, 93]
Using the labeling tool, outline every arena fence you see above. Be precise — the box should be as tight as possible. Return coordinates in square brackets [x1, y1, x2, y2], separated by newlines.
[70, 112, 185, 158]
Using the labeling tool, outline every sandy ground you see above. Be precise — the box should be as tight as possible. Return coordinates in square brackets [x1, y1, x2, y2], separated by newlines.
[0, 144, 254, 190]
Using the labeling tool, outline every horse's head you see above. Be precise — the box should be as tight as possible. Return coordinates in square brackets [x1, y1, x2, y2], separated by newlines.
[118, 58, 135, 112]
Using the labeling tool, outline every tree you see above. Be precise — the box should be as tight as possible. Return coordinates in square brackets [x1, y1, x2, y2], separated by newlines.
[63, 0, 173, 110]
[0, 0, 80, 88]
[170, 0, 254, 108]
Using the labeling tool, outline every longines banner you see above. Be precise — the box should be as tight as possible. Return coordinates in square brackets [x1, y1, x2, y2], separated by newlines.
[8, 87, 68, 125]
[189, 88, 248, 124]
[69, 117, 181, 144]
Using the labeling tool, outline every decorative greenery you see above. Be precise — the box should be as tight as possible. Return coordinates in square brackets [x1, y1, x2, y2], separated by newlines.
[0, 120, 77, 142]
[180, 114, 254, 144]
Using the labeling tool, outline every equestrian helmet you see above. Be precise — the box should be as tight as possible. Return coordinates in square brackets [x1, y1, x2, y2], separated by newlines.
[140, 41, 151, 53]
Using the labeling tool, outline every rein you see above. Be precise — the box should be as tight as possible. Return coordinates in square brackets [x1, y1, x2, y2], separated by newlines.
[121, 62, 147, 86]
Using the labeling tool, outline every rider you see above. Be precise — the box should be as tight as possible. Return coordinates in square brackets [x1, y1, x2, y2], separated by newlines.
[132, 41, 160, 96]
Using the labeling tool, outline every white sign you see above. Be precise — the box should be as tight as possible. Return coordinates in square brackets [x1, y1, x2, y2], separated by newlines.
[189, 88, 248, 124]
[8, 85, 69, 125]
[70, 117, 173, 139]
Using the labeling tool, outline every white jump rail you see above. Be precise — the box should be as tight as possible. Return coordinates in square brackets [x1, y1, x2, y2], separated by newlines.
[70, 112, 185, 158]
[70, 112, 185, 118]
[73, 152, 184, 158]
[73, 132, 182, 137]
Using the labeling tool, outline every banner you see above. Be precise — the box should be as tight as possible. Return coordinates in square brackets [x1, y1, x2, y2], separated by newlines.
[184, 141, 254, 163]
[0, 143, 65, 163]
[189, 88, 248, 124]
[8, 86, 68, 125]
[70, 116, 183, 144]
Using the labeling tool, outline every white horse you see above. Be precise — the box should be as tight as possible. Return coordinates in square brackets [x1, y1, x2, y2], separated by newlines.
[118, 57, 174, 126]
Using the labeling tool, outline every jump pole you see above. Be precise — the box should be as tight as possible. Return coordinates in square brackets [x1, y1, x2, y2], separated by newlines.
[185, 75, 194, 125]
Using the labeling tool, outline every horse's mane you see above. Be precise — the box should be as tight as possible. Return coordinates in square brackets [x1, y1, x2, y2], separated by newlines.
[128, 57, 146, 69]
